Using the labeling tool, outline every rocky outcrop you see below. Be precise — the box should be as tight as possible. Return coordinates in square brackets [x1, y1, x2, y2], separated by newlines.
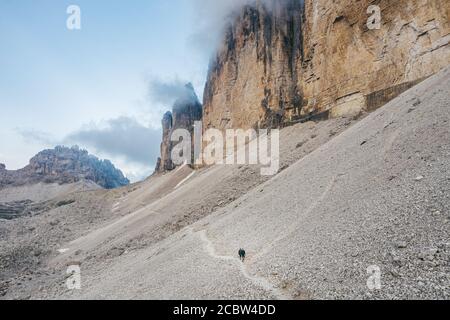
[0, 200, 33, 220]
[203, 0, 450, 129]
[0, 146, 129, 189]
[156, 111, 176, 172]
[155, 84, 203, 173]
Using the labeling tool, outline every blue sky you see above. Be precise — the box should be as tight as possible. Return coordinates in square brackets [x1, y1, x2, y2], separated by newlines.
[0, 0, 234, 181]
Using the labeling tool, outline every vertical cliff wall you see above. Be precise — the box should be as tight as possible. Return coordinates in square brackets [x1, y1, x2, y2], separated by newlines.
[202, 0, 450, 130]
[203, 0, 304, 130]
[301, 0, 450, 118]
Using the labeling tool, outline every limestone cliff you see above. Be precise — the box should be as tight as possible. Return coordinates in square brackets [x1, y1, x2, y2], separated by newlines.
[203, 0, 450, 129]
[155, 84, 203, 173]
[301, 0, 450, 118]
[203, 0, 304, 130]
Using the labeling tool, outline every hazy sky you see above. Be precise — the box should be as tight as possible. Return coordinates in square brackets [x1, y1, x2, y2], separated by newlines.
[0, 0, 241, 181]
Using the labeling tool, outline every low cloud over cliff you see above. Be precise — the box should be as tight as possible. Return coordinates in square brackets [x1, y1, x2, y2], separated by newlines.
[148, 78, 199, 107]
[188, 0, 295, 55]
[188, 0, 254, 55]
[65, 117, 161, 168]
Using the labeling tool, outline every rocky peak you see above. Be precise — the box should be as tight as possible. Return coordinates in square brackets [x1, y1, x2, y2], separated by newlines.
[172, 83, 202, 131]
[172, 83, 200, 111]
[0, 163, 5, 171]
[157, 111, 176, 173]
[162, 111, 173, 132]
[155, 84, 202, 173]
[0, 146, 129, 189]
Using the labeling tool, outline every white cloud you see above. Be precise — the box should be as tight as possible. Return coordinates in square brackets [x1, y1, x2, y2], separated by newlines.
[65, 117, 161, 171]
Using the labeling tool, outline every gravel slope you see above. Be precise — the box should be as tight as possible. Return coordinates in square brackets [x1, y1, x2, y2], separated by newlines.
[2, 67, 449, 300]
[34, 66, 450, 300]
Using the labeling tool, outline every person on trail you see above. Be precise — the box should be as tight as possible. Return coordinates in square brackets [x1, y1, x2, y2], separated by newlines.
[238, 248, 246, 262]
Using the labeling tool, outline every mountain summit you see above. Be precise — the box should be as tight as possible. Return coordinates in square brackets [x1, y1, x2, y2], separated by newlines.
[0, 146, 129, 189]
[155, 83, 202, 173]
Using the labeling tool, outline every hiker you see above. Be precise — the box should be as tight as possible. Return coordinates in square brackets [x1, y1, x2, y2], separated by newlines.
[238, 248, 246, 262]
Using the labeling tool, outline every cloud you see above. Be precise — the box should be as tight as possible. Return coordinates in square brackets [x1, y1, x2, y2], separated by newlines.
[188, 0, 252, 55]
[147, 78, 200, 107]
[15, 128, 56, 146]
[65, 117, 161, 168]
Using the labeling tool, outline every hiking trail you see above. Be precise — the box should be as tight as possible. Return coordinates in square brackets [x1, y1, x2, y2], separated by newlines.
[197, 229, 291, 300]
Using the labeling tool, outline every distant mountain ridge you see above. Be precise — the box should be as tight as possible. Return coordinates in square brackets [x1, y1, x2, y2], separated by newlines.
[0, 146, 129, 189]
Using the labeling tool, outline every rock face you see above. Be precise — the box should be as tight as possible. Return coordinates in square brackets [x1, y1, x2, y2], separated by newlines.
[203, 0, 450, 129]
[156, 111, 176, 173]
[0, 200, 33, 220]
[301, 0, 450, 118]
[156, 84, 203, 173]
[203, 0, 304, 130]
[0, 146, 129, 189]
